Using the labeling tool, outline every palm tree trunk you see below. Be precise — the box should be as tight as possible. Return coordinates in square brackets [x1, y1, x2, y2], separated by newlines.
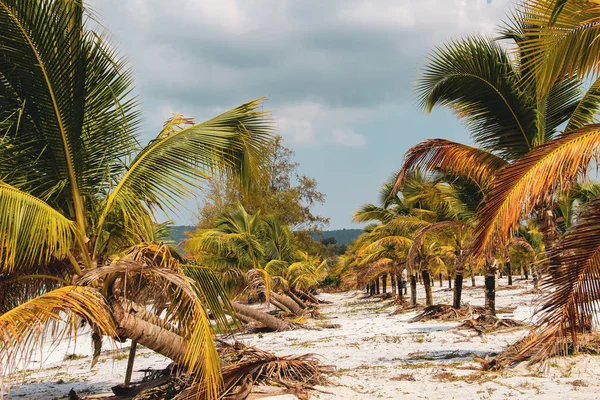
[447, 275, 452, 289]
[484, 259, 497, 317]
[453, 273, 463, 309]
[410, 274, 417, 306]
[439, 273, 443, 287]
[285, 289, 307, 309]
[391, 274, 397, 296]
[537, 209, 560, 252]
[232, 302, 289, 331]
[422, 270, 433, 306]
[290, 287, 319, 304]
[270, 298, 291, 313]
[270, 291, 304, 316]
[375, 278, 380, 294]
[382, 274, 387, 294]
[507, 262, 513, 286]
[112, 301, 187, 362]
[471, 269, 476, 286]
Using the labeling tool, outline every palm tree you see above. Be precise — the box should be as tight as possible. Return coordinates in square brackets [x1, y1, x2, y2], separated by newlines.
[0, 1, 272, 395]
[396, 33, 600, 244]
[186, 204, 318, 329]
[457, 1, 600, 365]
[394, 29, 600, 315]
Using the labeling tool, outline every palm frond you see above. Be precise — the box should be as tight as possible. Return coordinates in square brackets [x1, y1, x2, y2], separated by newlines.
[352, 203, 395, 224]
[394, 139, 507, 192]
[472, 123, 600, 256]
[97, 99, 273, 237]
[0, 182, 78, 273]
[407, 221, 469, 273]
[418, 35, 535, 159]
[0, 286, 117, 376]
[515, 0, 600, 93]
[490, 198, 600, 367]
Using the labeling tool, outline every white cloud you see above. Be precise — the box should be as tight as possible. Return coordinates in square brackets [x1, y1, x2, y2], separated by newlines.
[331, 128, 367, 148]
[338, 1, 416, 29]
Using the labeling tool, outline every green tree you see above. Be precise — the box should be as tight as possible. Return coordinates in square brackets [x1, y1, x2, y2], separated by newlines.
[196, 135, 329, 232]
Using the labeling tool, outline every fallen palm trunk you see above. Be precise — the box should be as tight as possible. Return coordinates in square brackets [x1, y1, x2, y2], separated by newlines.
[120, 298, 183, 336]
[285, 289, 308, 309]
[291, 288, 325, 304]
[270, 291, 304, 316]
[232, 302, 289, 331]
[112, 300, 187, 362]
[269, 298, 292, 314]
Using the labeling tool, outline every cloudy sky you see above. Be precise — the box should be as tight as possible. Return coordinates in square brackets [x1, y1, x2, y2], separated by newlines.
[89, 0, 516, 229]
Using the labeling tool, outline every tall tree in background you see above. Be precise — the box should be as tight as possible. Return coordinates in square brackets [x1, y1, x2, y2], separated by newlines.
[197, 135, 329, 232]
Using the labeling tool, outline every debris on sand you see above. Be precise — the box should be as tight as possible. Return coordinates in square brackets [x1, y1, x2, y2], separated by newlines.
[457, 315, 527, 334]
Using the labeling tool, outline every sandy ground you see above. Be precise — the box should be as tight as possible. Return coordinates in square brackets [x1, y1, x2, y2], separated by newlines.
[4, 277, 600, 399]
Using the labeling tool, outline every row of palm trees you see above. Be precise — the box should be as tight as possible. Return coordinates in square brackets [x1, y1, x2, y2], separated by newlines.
[184, 204, 328, 330]
[344, 0, 600, 364]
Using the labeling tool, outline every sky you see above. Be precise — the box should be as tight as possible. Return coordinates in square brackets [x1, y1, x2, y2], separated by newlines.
[89, 0, 516, 229]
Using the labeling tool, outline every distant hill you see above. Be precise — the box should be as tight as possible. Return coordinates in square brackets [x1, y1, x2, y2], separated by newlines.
[167, 225, 195, 245]
[166, 226, 362, 246]
[312, 229, 362, 245]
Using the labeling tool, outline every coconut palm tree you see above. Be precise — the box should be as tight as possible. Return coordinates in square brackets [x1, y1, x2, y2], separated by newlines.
[458, 1, 600, 366]
[0, 1, 272, 395]
[394, 27, 600, 316]
[395, 32, 600, 246]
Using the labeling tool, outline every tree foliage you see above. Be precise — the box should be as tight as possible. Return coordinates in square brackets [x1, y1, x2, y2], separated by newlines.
[196, 135, 328, 232]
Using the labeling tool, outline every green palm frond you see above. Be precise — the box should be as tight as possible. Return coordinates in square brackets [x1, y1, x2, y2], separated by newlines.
[565, 76, 600, 131]
[515, 0, 600, 93]
[418, 35, 535, 159]
[183, 265, 238, 334]
[0, 182, 79, 273]
[352, 203, 395, 224]
[97, 100, 273, 237]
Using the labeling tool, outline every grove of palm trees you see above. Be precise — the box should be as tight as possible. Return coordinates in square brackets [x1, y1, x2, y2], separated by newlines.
[2, 0, 600, 399]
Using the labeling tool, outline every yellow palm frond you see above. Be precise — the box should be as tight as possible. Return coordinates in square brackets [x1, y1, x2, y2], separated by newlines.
[0, 286, 116, 376]
[472, 124, 600, 256]
[394, 139, 507, 192]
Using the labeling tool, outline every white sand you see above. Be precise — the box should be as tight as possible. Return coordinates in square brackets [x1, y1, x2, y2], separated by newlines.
[5, 277, 600, 399]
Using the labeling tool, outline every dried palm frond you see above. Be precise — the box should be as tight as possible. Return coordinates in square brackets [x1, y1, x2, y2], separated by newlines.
[409, 304, 473, 322]
[174, 342, 333, 400]
[394, 139, 507, 193]
[472, 123, 600, 256]
[485, 198, 600, 368]
[457, 315, 528, 335]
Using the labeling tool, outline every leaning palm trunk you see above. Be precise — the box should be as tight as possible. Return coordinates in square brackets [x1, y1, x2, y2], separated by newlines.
[269, 298, 292, 314]
[270, 292, 304, 316]
[112, 301, 187, 362]
[232, 302, 289, 331]
[292, 287, 319, 304]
